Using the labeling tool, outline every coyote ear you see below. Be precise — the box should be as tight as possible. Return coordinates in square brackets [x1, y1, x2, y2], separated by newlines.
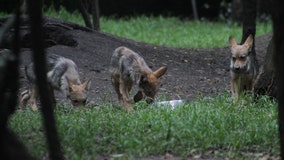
[243, 34, 253, 48]
[82, 79, 91, 90]
[229, 36, 237, 47]
[153, 66, 167, 79]
[67, 79, 75, 91]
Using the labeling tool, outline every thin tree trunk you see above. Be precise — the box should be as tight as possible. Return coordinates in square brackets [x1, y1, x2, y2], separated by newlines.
[191, 0, 198, 20]
[241, 0, 256, 60]
[271, 0, 284, 158]
[26, 0, 64, 159]
[0, 4, 21, 129]
[78, 0, 92, 29]
[241, 0, 257, 54]
[241, 0, 259, 83]
[91, 0, 100, 31]
[0, 1, 33, 159]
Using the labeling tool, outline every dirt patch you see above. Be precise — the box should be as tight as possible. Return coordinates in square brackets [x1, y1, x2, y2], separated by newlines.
[14, 17, 272, 106]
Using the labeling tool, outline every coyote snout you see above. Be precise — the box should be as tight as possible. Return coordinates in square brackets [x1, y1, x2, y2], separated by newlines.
[67, 80, 91, 106]
[110, 46, 167, 111]
[229, 34, 258, 100]
[20, 54, 91, 110]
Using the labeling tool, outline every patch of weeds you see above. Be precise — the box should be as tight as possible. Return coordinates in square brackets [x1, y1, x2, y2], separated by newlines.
[8, 93, 279, 159]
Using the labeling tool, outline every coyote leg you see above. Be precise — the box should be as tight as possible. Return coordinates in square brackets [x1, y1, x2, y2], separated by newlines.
[20, 89, 30, 109]
[111, 76, 123, 104]
[29, 86, 38, 111]
[119, 79, 133, 111]
[231, 80, 239, 101]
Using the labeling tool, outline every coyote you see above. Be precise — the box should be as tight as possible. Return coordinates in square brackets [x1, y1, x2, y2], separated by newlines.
[110, 46, 167, 111]
[20, 54, 91, 110]
[229, 34, 258, 100]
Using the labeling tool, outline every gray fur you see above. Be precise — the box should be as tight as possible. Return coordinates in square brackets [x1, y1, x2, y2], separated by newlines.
[21, 53, 91, 110]
[110, 46, 167, 111]
[110, 47, 152, 84]
[25, 54, 81, 96]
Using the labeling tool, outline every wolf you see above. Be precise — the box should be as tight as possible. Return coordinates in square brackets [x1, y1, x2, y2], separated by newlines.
[110, 46, 167, 111]
[20, 54, 91, 110]
[229, 34, 259, 100]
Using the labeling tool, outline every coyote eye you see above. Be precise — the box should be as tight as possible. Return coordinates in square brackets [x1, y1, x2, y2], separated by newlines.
[232, 57, 236, 61]
[240, 56, 246, 61]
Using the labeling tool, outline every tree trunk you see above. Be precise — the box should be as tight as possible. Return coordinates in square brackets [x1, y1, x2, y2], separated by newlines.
[0, 2, 33, 159]
[191, 0, 198, 20]
[241, 0, 260, 92]
[26, 0, 64, 159]
[78, 0, 92, 29]
[253, 39, 277, 98]
[91, 0, 100, 31]
[271, 0, 284, 158]
[241, 0, 257, 50]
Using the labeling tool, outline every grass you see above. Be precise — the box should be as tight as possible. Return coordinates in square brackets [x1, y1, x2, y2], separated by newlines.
[100, 17, 272, 48]
[9, 93, 279, 159]
[1, 7, 272, 48]
[43, 7, 272, 48]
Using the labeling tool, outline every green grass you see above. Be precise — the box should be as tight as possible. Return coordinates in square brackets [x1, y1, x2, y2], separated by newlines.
[100, 16, 271, 48]
[43, 7, 272, 48]
[8, 93, 279, 159]
[1, 7, 272, 48]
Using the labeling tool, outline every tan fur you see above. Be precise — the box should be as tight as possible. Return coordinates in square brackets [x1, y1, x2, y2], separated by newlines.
[66, 79, 91, 107]
[110, 46, 167, 111]
[229, 34, 258, 100]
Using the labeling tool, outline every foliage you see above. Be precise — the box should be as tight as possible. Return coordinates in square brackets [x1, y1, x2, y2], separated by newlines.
[9, 93, 279, 159]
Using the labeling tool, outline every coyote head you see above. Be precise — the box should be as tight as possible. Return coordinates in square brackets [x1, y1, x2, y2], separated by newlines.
[67, 79, 91, 107]
[229, 34, 253, 74]
[134, 66, 167, 103]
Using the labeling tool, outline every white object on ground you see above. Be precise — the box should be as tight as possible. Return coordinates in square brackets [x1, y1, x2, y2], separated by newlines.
[156, 100, 184, 109]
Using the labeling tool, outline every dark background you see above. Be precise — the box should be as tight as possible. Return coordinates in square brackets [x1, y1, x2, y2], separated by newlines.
[1, 0, 271, 21]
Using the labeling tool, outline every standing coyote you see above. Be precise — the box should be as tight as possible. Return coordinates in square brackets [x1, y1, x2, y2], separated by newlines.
[229, 34, 258, 100]
[20, 54, 91, 110]
[110, 46, 167, 111]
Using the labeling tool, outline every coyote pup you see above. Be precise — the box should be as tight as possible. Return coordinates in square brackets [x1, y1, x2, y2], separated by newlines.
[110, 47, 167, 111]
[20, 54, 91, 110]
[229, 34, 258, 100]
